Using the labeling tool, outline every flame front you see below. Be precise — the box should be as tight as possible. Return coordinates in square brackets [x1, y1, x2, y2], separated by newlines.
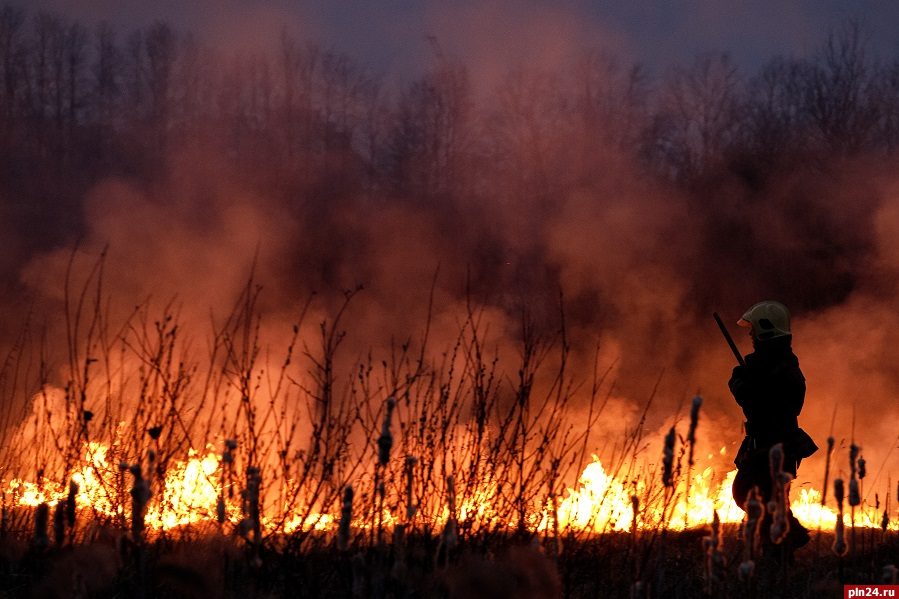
[5, 441, 893, 538]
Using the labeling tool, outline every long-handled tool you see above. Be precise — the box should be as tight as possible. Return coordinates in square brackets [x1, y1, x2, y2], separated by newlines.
[713, 312, 746, 367]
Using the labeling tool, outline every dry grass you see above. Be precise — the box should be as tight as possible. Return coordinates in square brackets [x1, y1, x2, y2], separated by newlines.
[0, 269, 895, 598]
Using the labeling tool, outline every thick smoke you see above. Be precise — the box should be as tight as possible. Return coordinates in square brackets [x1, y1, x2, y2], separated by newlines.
[1, 4, 899, 501]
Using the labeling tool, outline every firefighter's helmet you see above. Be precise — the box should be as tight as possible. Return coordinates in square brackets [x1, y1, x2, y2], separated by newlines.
[737, 301, 791, 340]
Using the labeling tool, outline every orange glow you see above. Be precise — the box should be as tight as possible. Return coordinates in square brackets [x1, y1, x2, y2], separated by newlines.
[4, 443, 895, 537]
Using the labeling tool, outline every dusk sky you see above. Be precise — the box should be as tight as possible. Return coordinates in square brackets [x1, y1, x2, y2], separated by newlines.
[12, 0, 899, 81]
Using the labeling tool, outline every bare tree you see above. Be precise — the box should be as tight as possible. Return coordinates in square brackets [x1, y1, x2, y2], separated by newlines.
[573, 49, 649, 156]
[171, 32, 219, 134]
[28, 12, 61, 129]
[278, 33, 318, 163]
[802, 21, 879, 155]
[731, 56, 814, 173]
[0, 5, 26, 133]
[91, 22, 120, 133]
[145, 21, 176, 161]
[484, 66, 570, 211]
[870, 60, 899, 153]
[385, 54, 474, 203]
[122, 28, 145, 128]
[63, 21, 86, 135]
[647, 52, 742, 180]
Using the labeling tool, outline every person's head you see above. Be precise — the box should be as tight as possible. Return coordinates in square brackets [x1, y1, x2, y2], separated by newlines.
[738, 301, 791, 346]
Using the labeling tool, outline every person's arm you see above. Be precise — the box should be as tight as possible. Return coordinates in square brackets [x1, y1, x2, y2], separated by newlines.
[783, 366, 806, 416]
[728, 364, 757, 407]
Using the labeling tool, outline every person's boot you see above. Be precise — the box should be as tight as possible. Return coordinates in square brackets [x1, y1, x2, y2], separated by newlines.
[787, 512, 810, 549]
[782, 512, 811, 565]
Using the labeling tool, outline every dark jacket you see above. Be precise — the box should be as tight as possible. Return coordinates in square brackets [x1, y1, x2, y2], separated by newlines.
[728, 336, 817, 469]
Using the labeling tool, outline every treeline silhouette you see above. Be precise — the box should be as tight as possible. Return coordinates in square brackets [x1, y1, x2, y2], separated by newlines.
[1, 6, 897, 312]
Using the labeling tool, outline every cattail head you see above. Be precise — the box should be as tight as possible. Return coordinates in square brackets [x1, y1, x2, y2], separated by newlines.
[767, 445, 791, 544]
[662, 427, 676, 487]
[630, 495, 639, 534]
[835, 478, 845, 511]
[238, 467, 263, 548]
[377, 398, 397, 466]
[687, 396, 702, 467]
[225, 439, 237, 451]
[444, 474, 458, 552]
[245, 468, 261, 524]
[746, 487, 763, 521]
[447, 475, 456, 516]
[833, 517, 848, 556]
[66, 480, 78, 528]
[858, 457, 866, 480]
[742, 488, 762, 563]
[848, 478, 860, 507]
[687, 396, 702, 444]
[338, 484, 353, 551]
[882, 509, 889, 533]
[405, 456, 418, 521]
[769, 509, 787, 543]
[703, 511, 724, 595]
[53, 502, 65, 547]
[216, 495, 226, 524]
[850, 443, 859, 477]
[33, 503, 49, 550]
[768, 443, 784, 477]
[442, 517, 458, 550]
[129, 463, 152, 543]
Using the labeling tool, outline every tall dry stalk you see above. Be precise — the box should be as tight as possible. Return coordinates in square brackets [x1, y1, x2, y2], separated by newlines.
[740, 487, 762, 582]
[338, 484, 353, 551]
[703, 511, 723, 596]
[767, 444, 790, 545]
[833, 478, 847, 557]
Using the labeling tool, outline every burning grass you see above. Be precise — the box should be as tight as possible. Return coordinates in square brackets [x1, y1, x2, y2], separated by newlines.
[0, 267, 897, 597]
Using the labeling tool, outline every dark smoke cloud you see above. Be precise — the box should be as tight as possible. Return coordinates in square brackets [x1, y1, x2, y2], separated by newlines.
[2, 1, 899, 501]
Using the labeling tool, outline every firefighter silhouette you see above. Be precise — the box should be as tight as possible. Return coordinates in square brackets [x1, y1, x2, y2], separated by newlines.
[728, 301, 818, 553]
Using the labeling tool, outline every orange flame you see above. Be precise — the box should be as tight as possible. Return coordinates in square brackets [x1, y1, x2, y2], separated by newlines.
[5, 441, 895, 538]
